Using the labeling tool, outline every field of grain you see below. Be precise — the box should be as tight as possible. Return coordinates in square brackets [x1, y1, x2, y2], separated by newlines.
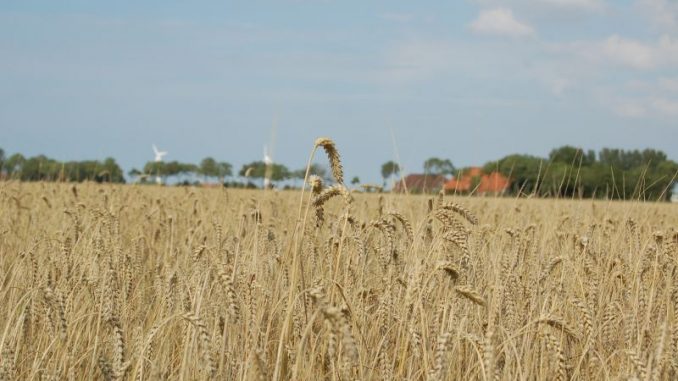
[1, 164, 678, 379]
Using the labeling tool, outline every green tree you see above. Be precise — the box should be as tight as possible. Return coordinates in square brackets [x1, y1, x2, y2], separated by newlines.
[423, 157, 455, 175]
[128, 168, 146, 183]
[640, 149, 668, 168]
[179, 163, 198, 182]
[292, 164, 329, 183]
[351, 176, 360, 186]
[5, 153, 25, 177]
[143, 161, 168, 182]
[381, 161, 400, 186]
[239, 161, 290, 186]
[217, 162, 232, 183]
[483, 154, 544, 195]
[549, 146, 595, 166]
[199, 157, 218, 181]
[96, 157, 124, 183]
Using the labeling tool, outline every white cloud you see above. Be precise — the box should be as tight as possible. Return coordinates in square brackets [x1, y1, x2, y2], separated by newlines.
[658, 77, 678, 92]
[540, 0, 604, 10]
[473, 0, 605, 13]
[470, 8, 535, 37]
[651, 97, 678, 116]
[638, 0, 678, 31]
[607, 96, 678, 118]
[552, 34, 678, 70]
[550, 78, 572, 96]
[612, 100, 648, 118]
[602, 35, 656, 69]
[606, 35, 678, 69]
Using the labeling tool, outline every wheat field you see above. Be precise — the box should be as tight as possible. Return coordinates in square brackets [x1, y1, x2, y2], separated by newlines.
[1, 142, 678, 380]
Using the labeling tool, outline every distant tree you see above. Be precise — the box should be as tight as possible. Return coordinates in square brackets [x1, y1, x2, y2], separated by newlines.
[549, 146, 595, 166]
[292, 164, 329, 181]
[20, 155, 50, 181]
[239, 161, 290, 186]
[0, 148, 5, 173]
[640, 149, 668, 168]
[100, 157, 124, 183]
[423, 157, 455, 176]
[5, 153, 25, 177]
[483, 154, 544, 195]
[143, 161, 168, 182]
[180, 163, 199, 181]
[199, 157, 218, 182]
[598, 148, 663, 171]
[351, 176, 360, 186]
[217, 162, 232, 183]
[381, 161, 400, 186]
[128, 168, 145, 182]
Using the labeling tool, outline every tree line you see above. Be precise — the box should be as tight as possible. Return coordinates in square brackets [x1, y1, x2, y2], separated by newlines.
[483, 146, 678, 201]
[130, 160, 337, 187]
[1, 145, 676, 200]
[0, 147, 340, 187]
[0, 149, 125, 183]
[382, 148, 677, 201]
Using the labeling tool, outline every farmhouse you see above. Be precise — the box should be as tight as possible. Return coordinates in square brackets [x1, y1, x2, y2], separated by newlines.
[444, 167, 509, 195]
[393, 174, 446, 194]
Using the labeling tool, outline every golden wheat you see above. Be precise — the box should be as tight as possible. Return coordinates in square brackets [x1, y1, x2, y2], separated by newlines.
[0, 138, 677, 380]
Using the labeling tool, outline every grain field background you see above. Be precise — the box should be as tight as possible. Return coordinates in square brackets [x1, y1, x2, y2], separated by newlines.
[1, 142, 678, 380]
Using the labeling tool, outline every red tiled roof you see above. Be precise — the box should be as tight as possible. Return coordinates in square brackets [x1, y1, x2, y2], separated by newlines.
[393, 174, 446, 193]
[444, 167, 509, 194]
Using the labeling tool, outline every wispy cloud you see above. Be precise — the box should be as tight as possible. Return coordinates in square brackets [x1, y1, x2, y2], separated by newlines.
[540, 0, 604, 11]
[470, 8, 535, 37]
[612, 100, 648, 118]
[608, 97, 678, 118]
[637, 0, 678, 31]
[602, 35, 657, 69]
[550, 34, 678, 70]
[651, 97, 678, 116]
[658, 77, 678, 92]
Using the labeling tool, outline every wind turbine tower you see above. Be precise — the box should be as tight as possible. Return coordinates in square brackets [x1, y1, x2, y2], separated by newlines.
[263, 145, 273, 189]
[152, 144, 168, 184]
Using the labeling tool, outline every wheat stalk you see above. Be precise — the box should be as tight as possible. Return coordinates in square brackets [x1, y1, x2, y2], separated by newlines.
[314, 137, 344, 184]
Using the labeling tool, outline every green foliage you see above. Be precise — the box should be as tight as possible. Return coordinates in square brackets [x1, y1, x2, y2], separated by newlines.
[0, 144, 675, 200]
[423, 157, 455, 175]
[218, 162, 233, 179]
[599, 148, 668, 170]
[5, 153, 26, 176]
[485, 146, 678, 200]
[549, 146, 596, 166]
[197, 157, 232, 182]
[199, 157, 218, 178]
[128, 168, 142, 178]
[0, 152, 125, 183]
[483, 154, 544, 195]
[239, 161, 290, 182]
[291, 163, 328, 181]
[381, 161, 400, 180]
[142, 161, 198, 181]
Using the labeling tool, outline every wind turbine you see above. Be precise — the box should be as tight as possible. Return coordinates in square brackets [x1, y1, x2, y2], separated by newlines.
[263, 145, 273, 189]
[152, 144, 168, 162]
[152, 144, 168, 184]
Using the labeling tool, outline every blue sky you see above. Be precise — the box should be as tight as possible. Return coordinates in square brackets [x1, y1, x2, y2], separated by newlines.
[1, 0, 677, 183]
